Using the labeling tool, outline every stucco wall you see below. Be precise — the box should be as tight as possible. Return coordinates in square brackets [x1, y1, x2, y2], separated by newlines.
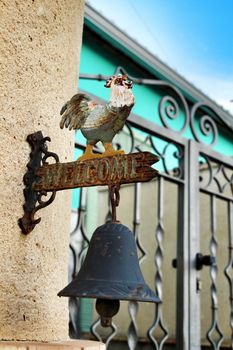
[0, 0, 84, 341]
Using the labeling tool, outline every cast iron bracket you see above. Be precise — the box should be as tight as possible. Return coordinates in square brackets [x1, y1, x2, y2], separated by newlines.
[18, 131, 59, 234]
[19, 131, 159, 235]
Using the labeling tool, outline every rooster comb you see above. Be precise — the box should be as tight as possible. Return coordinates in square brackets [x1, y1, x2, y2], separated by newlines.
[104, 74, 133, 89]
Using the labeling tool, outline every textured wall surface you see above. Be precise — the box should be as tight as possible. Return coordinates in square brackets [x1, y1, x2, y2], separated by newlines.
[0, 340, 105, 349]
[0, 0, 84, 341]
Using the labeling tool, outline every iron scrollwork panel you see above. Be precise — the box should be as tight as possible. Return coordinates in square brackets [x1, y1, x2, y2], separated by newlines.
[199, 153, 233, 200]
[147, 176, 169, 349]
[206, 194, 224, 349]
[69, 187, 89, 338]
[198, 150, 233, 348]
[69, 65, 233, 349]
[69, 119, 185, 349]
[224, 201, 233, 348]
[127, 182, 147, 350]
[80, 65, 222, 150]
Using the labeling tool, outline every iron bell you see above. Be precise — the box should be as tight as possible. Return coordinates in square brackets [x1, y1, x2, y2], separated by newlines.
[58, 222, 160, 326]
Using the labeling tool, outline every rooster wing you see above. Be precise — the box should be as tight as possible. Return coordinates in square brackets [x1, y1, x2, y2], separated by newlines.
[60, 93, 92, 130]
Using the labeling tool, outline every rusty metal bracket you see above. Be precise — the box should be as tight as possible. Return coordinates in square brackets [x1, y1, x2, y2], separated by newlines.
[18, 131, 59, 234]
[19, 131, 159, 234]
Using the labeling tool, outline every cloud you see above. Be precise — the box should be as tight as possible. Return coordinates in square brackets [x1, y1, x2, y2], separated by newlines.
[186, 73, 233, 115]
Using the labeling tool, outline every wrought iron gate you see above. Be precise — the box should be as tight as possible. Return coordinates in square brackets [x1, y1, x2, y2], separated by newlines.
[68, 72, 233, 350]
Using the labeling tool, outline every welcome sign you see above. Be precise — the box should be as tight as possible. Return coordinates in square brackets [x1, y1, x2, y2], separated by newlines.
[33, 152, 159, 191]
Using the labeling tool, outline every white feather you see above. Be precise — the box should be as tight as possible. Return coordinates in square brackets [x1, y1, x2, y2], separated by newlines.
[110, 85, 134, 107]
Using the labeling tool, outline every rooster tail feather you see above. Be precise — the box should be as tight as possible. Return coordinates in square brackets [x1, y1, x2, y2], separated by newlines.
[59, 93, 91, 130]
[60, 103, 67, 115]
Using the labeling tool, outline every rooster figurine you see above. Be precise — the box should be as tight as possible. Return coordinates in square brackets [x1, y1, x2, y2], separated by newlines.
[60, 74, 134, 161]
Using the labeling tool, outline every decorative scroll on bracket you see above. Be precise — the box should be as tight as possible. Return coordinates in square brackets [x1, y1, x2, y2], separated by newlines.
[18, 131, 59, 234]
[19, 131, 159, 234]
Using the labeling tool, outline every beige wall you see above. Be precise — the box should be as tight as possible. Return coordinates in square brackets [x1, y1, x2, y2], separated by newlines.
[0, 0, 84, 341]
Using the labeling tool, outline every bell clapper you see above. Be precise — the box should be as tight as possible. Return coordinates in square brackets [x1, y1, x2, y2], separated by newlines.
[96, 298, 120, 327]
[108, 184, 120, 223]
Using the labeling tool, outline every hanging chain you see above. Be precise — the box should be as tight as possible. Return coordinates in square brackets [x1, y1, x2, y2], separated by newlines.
[108, 184, 120, 223]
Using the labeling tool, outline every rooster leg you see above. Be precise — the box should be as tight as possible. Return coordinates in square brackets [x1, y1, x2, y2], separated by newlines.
[103, 143, 125, 156]
[78, 144, 96, 162]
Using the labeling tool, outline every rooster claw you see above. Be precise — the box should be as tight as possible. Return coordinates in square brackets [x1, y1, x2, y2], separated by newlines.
[102, 149, 125, 157]
[78, 150, 125, 162]
[77, 153, 102, 162]
[77, 143, 125, 162]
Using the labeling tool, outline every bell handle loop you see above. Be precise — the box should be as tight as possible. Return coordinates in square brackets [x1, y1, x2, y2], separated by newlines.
[108, 184, 120, 223]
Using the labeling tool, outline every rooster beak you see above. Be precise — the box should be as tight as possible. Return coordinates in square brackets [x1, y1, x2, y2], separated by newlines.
[123, 80, 133, 89]
[104, 80, 110, 88]
[128, 81, 133, 89]
[104, 75, 116, 88]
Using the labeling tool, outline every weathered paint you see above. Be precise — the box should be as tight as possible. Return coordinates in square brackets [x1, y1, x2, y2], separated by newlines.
[34, 152, 159, 192]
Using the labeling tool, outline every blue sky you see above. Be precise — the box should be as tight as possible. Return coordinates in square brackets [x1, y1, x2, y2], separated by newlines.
[87, 0, 233, 115]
